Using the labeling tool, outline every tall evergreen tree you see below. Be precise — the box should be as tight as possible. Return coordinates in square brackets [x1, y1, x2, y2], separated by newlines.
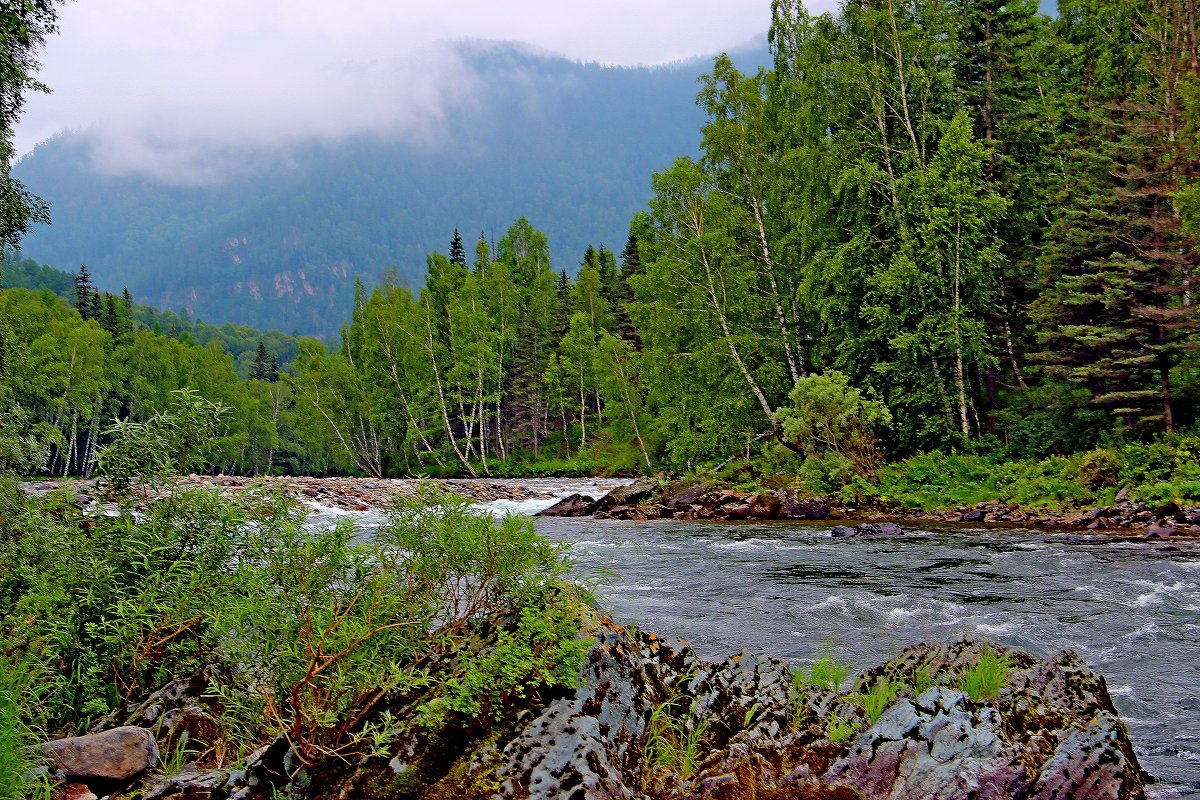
[73, 264, 95, 320]
[448, 226, 467, 267]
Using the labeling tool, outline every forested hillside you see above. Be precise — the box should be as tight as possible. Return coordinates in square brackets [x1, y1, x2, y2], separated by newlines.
[4, 0, 1200, 491]
[12, 43, 741, 337]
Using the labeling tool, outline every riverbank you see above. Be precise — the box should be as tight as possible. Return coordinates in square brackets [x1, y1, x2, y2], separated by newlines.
[16, 474, 631, 513]
[539, 476, 1200, 538]
[21, 472, 1200, 537]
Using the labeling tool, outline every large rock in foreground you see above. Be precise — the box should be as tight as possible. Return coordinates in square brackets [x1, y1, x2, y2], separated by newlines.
[135, 628, 1146, 800]
[45, 726, 159, 783]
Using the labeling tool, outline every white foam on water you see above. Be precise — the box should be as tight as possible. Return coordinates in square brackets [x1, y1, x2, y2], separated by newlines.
[711, 538, 770, 552]
[619, 583, 666, 592]
[807, 594, 852, 615]
[1133, 580, 1199, 608]
[973, 621, 1018, 636]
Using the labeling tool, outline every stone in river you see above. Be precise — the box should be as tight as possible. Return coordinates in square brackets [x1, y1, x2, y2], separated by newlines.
[831, 522, 904, 537]
[537, 493, 599, 517]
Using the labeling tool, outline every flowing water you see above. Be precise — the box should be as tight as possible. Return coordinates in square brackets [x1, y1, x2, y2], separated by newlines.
[342, 482, 1200, 798]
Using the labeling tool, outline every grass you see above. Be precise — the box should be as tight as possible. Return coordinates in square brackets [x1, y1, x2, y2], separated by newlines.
[795, 650, 852, 693]
[825, 712, 861, 744]
[0, 655, 52, 800]
[838, 434, 1200, 511]
[644, 697, 710, 780]
[850, 676, 902, 724]
[958, 647, 1011, 701]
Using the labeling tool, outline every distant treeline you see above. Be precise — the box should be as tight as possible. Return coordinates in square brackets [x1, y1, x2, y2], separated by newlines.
[4, 0, 1200, 481]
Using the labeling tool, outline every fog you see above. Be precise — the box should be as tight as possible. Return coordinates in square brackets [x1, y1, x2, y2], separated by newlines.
[15, 0, 842, 183]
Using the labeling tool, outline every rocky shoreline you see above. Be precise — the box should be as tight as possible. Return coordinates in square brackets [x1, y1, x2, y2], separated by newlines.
[18, 474, 625, 513]
[21, 473, 1200, 537]
[540, 476, 1200, 538]
[42, 616, 1148, 800]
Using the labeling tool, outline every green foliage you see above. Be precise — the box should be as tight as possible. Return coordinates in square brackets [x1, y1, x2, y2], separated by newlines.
[643, 697, 711, 781]
[0, 654, 52, 800]
[777, 371, 892, 477]
[842, 435, 1200, 510]
[0, 406, 44, 476]
[824, 712, 861, 744]
[795, 650, 852, 693]
[958, 647, 1011, 701]
[432, 601, 588, 722]
[850, 677, 902, 724]
[0, 473, 586, 764]
[97, 388, 231, 494]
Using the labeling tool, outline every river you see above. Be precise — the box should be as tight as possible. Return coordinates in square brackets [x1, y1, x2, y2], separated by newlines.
[339, 481, 1200, 798]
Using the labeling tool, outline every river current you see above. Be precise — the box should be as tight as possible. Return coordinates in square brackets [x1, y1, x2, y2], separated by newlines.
[338, 481, 1200, 798]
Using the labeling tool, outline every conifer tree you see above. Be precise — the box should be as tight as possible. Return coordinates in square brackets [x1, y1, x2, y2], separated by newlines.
[73, 264, 95, 320]
[250, 341, 272, 381]
[449, 226, 467, 267]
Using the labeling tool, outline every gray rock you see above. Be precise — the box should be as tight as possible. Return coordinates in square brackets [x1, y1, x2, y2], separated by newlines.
[45, 726, 159, 782]
[536, 493, 598, 517]
[1027, 712, 1146, 800]
[773, 491, 831, 520]
[825, 688, 1028, 800]
[601, 476, 659, 507]
[831, 522, 904, 537]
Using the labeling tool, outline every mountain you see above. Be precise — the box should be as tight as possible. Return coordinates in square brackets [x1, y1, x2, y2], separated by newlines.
[14, 41, 767, 338]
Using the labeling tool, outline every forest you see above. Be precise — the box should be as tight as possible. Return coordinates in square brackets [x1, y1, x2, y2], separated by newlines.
[3, 0, 1200, 497]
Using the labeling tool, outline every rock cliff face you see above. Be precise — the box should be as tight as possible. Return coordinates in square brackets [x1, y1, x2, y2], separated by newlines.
[91, 619, 1145, 800]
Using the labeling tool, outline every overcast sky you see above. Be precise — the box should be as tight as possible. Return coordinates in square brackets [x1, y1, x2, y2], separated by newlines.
[14, 0, 851, 178]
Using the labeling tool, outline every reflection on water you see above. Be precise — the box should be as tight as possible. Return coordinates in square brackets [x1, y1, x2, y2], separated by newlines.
[528, 518, 1200, 799]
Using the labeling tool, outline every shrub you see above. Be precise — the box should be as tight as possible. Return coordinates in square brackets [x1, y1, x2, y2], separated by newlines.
[776, 371, 892, 476]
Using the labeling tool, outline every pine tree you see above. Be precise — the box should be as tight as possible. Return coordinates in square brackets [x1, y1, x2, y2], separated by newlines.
[613, 230, 642, 346]
[73, 264, 95, 320]
[1032, 0, 1200, 433]
[553, 269, 572, 340]
[449, 227, 467, 267]
[101, 292, 118, 333]
[250, 341, 272, 381]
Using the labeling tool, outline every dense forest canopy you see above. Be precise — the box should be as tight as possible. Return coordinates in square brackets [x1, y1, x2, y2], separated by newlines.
[3, 0, 1200, 484]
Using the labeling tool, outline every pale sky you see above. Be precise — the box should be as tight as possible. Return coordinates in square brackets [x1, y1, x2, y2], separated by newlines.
[14, 1, 846, 180]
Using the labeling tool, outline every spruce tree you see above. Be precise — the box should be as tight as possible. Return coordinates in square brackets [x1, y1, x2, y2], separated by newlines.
[250, 341, 271, 381]
[448, 227, 467, 267]
[1032, 0, 1200, 433]
[73, 264, 95, 320]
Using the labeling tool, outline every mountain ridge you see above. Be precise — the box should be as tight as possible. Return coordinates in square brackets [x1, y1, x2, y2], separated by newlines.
[15, 39, 770, 338]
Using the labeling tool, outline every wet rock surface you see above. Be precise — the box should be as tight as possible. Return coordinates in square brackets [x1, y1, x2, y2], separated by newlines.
[125, 627, 1146, 800]
[831, 522, 905, 537]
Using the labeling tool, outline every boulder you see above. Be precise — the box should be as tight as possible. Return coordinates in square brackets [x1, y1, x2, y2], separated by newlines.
[602, 476, 660, 508]
[126, 627, 1146, 800]
[774, 491, 831, 520]
[537, 493, 599, 517]
[831, 522, 904, 537]
[824, 688, 1029, 800]
[664, 485, 708, 509]
[45, 726, 158, 783]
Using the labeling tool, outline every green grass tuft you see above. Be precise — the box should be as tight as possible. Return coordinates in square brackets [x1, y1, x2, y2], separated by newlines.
[958, 647, 1011, 701]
